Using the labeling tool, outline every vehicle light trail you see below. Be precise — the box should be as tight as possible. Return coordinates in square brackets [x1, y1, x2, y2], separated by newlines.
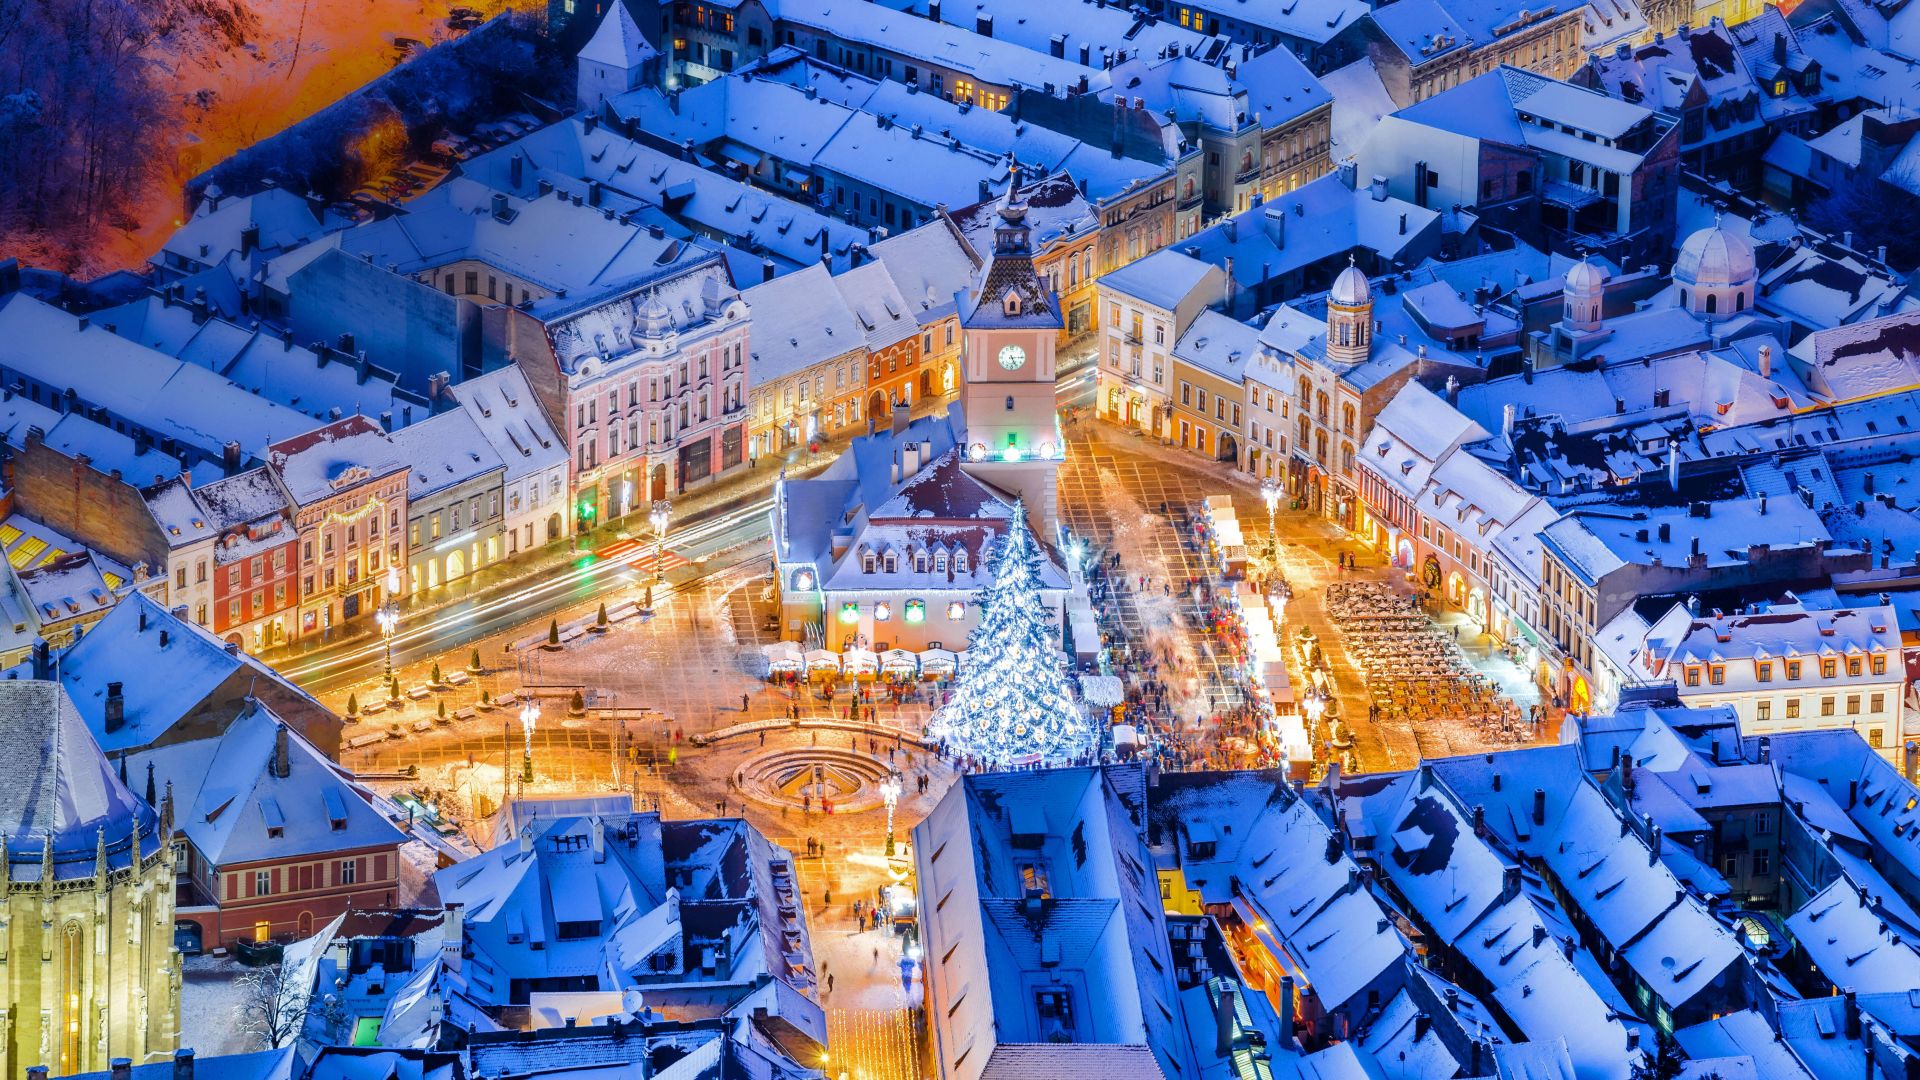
[281, 496, 774, 682]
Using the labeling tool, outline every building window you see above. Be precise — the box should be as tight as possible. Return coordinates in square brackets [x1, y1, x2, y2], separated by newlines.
[1870, 692, 1885, 713]
[255, 870, 272, 896]
[1756, 701, 1771, 721]
[1872, 655, 1887, 675]
[1684, 667, 1700, 687]
[340, 860, 358, 885]
[1757, 664, 1771, 683]
[1821, 697, 1836, 716]
[1709, 666, 1724, 685]
[1787, 661, 1801, 680]
[1785, 698, 1800, 718]
[1847, 694, 1861, 715]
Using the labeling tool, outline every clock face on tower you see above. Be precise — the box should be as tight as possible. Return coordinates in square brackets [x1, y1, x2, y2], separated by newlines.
[997, 344, 1027, 371]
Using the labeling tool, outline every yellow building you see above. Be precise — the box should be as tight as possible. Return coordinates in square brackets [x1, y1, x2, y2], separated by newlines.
[0, 681, 178, 1077]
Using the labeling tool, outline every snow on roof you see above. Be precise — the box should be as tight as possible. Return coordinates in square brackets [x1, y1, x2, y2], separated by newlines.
[1784, 877, 1920, 995]
[1098, 248, 1219, 311]
[267, 414, 409, 507]
[951, 175, 1098, 257]
[1396, 67, 1660, 161]
[576, 0, 656, 69]
[134, 705, 404, 868]
[0, 679, 157, 875]
[451, 366, 566, 483]
[0, 294, 321, 464]
[545, 257, 740, 375]
[161, 186, 341, 270]
[1170, 310, 1256, 384]
[1795, 310, 1920, 402]
[114, 300, 419, 423]
[1323, 58, 1397, 159]
[1541, 495, 1828, 586]
[892, 0, 1223, 72]
[832, 260, 920, 353]
[66, 1048, 295, 1080]
[1233, 795, 1408, 1011]
[772, 0, 1085, 90]
[39, 412, 189, 489]
[741, 263, 865, 383]
[1180, 173, 1441, 290]
[1675, 1010, 1815, 1080]
[389, 409, 505, 501]
[18, 551, 116, 624]
[869, 216, 980, 325]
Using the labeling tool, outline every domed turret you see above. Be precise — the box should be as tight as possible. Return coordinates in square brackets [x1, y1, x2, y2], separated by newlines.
[1563, 257, 1609, 333]
[1326, 257, 1373, 365]
[1329, 261, 1373, 308]
[1674, 219, 1757, 317]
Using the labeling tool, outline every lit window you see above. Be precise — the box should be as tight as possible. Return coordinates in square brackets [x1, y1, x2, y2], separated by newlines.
[948, 601, 966, 619]
[875, 602, 892, 621]
[839, 602, 859, 624]
[905, 599, 926, 623]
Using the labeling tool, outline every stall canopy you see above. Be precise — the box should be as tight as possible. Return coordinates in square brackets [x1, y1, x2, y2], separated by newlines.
[843, 647, 879, 674]
[804, 649, 841, 671]
[764, 642, 803, 673]
[919, 648, 958, 673]
[880, 648, 918, 674]
[1081, 675, 1126, 708]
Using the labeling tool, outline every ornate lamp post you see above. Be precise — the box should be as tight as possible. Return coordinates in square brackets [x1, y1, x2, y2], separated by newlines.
[648, 500, 673, 586]
[1303, 693, 1326, 743]
[1260, 478, 1282, 561]
[377, 566, 402, 702]
[880, 771, 903, 857]
[519, 703, 540, 784]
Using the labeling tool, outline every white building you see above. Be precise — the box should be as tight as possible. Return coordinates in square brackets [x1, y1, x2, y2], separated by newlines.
[1095, 248, 1227, 440]
[1605, 601, 1906, 758]
[452, 366, 571, 558]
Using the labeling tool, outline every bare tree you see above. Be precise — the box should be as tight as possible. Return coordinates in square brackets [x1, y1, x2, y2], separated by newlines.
[236, 962, 311, 1050]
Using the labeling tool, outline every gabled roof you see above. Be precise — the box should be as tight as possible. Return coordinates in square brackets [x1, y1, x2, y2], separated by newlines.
[133, 706, 404, 867]
[0, 679, 156, 870]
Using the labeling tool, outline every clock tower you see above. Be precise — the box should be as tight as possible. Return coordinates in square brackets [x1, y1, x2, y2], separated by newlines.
[958, 198, 1065, 536]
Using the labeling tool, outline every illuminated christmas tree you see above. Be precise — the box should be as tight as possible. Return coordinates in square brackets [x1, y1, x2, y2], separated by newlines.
[928, 502, 1093, 769]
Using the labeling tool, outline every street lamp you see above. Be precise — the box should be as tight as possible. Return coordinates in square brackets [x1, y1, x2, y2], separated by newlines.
[648, 499, 673, 587]
[1260, 478, 1282, 560]
[1302, 693, 1326, 741]
[377, 566, 402, 702]
[519, 703, 540, 784]
[880, 771, 903, 857]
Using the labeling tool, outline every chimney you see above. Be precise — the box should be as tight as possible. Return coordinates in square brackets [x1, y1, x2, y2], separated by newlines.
[977, 12, 992, 36]
[1757, 343, 1772, 379]
[105, 682, 125, 733]
[240, 225, 259, 259]
[1399, 212, 1407, 235]
[1278, 976, 1295, 1046]
[491, 192, 510, 221]
[1501, 402, 1516, 443]
[1532, 788, 1546, 825]
[1414, 1014, 1432, 1043]
[1669, 438, 1681, 488]
[1844, 990, 1861, 1040]
[928, 0, 941, 19]
[509, 154, 523, 188]
[1649, 825, 1662, 863]
[588, 180, 603, 207]
[272, 724, 291, 779]
[222, 440, 243, 474]
[1658, 521, 1671, 543]
[30, 639, 49, 680]
[591, 817, 607, 862]
[1214, 985, 1238, 1056]
[174, 1049, 195, 1080]
[191, 287, 210, 324]
[763, 258, 777, 283]
[1501, 864, 1521, 901]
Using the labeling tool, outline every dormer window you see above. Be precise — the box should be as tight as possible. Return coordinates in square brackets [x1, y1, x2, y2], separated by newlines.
[935, 552, 948, 573]
[862, 552, 876, 574]
[1003, 290, 1022, 316]
[914, 552, 928, 573]
[884, 552, 898, 574]
[954, 550, 969, 573]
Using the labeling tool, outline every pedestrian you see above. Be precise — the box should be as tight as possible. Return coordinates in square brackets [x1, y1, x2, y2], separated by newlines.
[826, 973, 835, 993]
[759, 730, 767, 746]
[742, 693, 750, 712]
